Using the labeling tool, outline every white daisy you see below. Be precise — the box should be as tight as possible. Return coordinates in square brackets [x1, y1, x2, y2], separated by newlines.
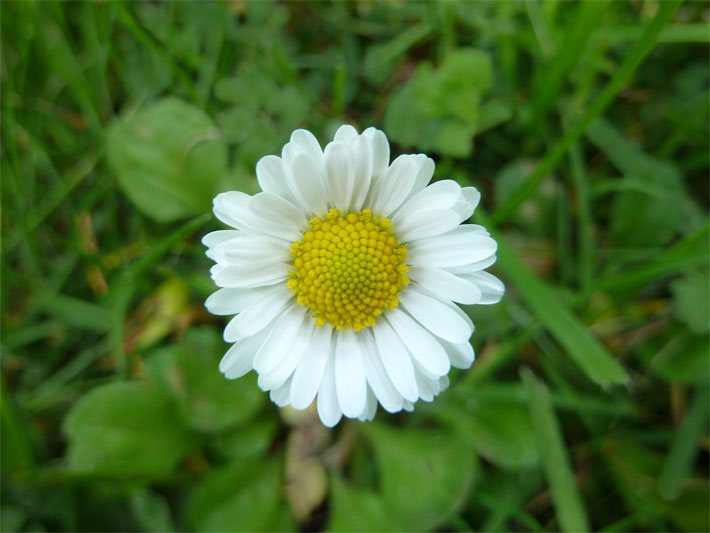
[203, 125, 504, 427]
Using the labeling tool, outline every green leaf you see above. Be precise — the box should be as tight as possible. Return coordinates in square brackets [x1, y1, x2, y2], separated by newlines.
[188, 459, 294, 532]
[651, 334, 710, 384]
[329, 475, 390, 532]
[144, 327, 265, 433]
[63, 381, 195, 478]
[107, 97, 227, 222]
[334, 424, 477, 531]
[480, 213, 629, 386]
[434, 389, 538, 469]
[671, 269, 710, 334]
[521, 369, 590, 532]
[130, 489, 175, 532]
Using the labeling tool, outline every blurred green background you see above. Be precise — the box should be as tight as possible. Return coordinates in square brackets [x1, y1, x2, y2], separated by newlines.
[2, 1, 709, 531]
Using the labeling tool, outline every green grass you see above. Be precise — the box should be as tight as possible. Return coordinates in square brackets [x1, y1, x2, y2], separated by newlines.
[2, 1, 708, 531]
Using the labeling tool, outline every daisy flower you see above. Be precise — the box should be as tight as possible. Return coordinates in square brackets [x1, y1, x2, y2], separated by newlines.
[203, 125, 503, 427]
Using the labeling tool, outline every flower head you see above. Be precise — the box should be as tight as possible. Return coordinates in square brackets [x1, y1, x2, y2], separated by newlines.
[203, 125, 504, 427]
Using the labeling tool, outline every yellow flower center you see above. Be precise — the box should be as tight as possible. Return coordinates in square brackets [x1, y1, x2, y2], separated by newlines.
[287, 208, 409, 332]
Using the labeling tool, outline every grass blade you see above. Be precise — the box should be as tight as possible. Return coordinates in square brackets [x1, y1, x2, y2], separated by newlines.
[658, 386, 710, 500]
[521, 368, 590, 532]
[478, 212, 629, 385]
[492, 0, 682, 224]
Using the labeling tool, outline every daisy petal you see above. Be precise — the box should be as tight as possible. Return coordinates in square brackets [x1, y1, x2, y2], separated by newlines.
[399, 288, 473, 344]
[392, 179, 461, 223]
[317, 355, 342, 427]
[333, 124, 359, 143]
[334, 330, 368, 418]
[440, 338, 476, 369]
[350, 134, 373, 211]
[250, 192, 307, 231]
[372, 320, 418, 402]
[290, 129, 324, 166]
[369, 154, 420, 216]
[461, 271, 506, 304]
[270, 376, 292, 407]
[360, 330, 403, 413]
[324, 141, 355, 211]
[386, 308, 451, 379]
[290, 325, 333, 410]
[286, 151, 328, 216]
[362, 127, 389, 180]
[252, 303, 306, 375]
[256, 155, 293, 201]
[395, 209, 462, 242]
[205, 287, 266, 316]
[202, 230, 240, 248]
[219, 330, 268, 379]
[408, 266, 482, 305]
[212, 235, 290, 268]
[258, 316, 313, 391]
[224, 284, 292, 339]
[211, 263, 291, 288]
[358, 387, 378, 422]
[408, 228, 498, 268]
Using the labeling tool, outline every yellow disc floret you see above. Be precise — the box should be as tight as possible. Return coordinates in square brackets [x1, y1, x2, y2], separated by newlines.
[287, 208, 410, 332]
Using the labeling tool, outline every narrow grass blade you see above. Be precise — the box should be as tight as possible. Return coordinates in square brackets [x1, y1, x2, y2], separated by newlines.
[658, 386, 710, 500]
[521, 368, 590, 532]
[492, 0, 682, 224]
[478, 212, 629, 386]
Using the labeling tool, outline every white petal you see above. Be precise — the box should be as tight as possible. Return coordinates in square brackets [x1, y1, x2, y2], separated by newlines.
[399, 288, 473, 344]
[392, 180, 461, 223]
[408, 266, 482, 305]
[333, 124, 359, 143]
[212, 235, 290, 268]
[368, 155, 422, 216]
[256, 155, 294, 202]
[410, 155, 435, 198]
[285, 151, 328, 216]
[224, 284, 292, 339]
[349, 133, 374, 211]
[250, 192, 307, 232]
[407, 227, 498, 268]
[461, 271, 505, 304]
[317, 355, 342, 427]
[362, 127, 389, 180]
[454, 187, 481, 222]
[258, 315, 314, 391]
[213, 191, 300, 241]
[270, 376, 292, 407]
[385, 308, 451, 379]
[252, 303, 306, 375]
[402, 400, 415, 412]
[360, 329, 403, 413]
[414, 367, 437, 402]
[202, 230, 240, 248]
[445, 254, 498, 275]
[440, 338, 475, 369]
[219, 330, 268, 379]
[395, 209, 462, 242]
[290, 129, 324, 166]
[358, 387, 378, 422]
[205, 286, 267, 316]
[438, 374, 450, 393]
[290, 325, 333, 410]
[212, 263, 291, 288]
[371, 320, 418, 402]
[334, 330, 368, 419]
[323, 142, 355, 211]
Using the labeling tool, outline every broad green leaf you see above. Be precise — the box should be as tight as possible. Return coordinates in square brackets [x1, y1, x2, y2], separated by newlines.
[651, 334, 710, 384]
[521, 369, 589, 532]
[362, 424, 476, 531]
[144, 327, 265, 433]
[434, 388, 538, 469]
[63, 381, 195, 477]
[107, 97, 227, 222]
[188, 459, 294, 532]
[130, 489, 175, 532]
[214, 418, 278, 460]
[671, 269, 710, 334]
[481, 213, 628, 385]
[328, 476, 389, 532]
[586, 118, 685, 248]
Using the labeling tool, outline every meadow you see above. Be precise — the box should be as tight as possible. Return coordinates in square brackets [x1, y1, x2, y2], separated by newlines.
[1, 1, 709, 531]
